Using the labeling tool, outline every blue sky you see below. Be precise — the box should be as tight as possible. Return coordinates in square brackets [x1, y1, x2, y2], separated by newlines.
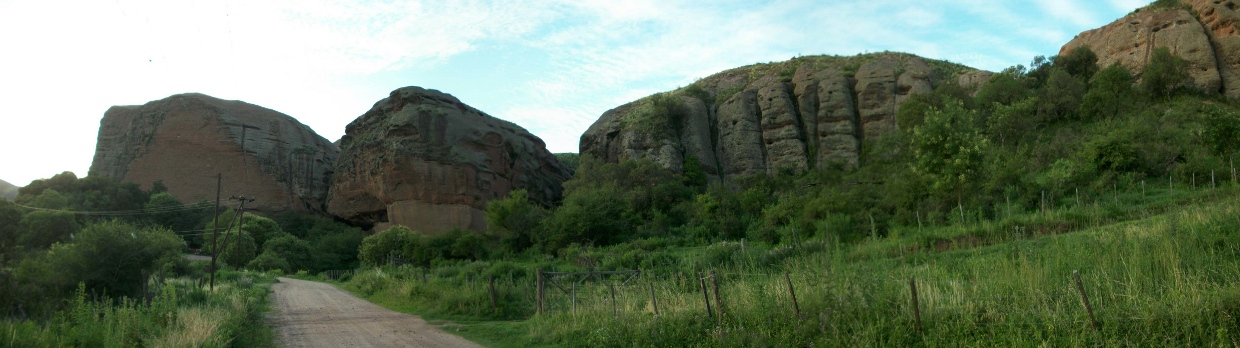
[0, 0, 1148, 186]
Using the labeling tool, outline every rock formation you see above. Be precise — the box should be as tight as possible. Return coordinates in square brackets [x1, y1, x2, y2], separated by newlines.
[0, 179, 17, 200]
[88, 93, 339, 213]
[327, 87, 571, 234]
[581, 53, 978, 180]
[1061, 0, 1240, 98]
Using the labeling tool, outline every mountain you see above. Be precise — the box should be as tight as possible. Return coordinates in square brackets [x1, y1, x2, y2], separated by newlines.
[327, 87, 572, 234]
[0, 179, 17, 200]
[1061, 0, 1240, 98]
[580, 52, 983, 180]
[88, 93, 340, 214]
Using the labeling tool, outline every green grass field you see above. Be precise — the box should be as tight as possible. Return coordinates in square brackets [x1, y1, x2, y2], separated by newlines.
[332, 183, 1240, 347]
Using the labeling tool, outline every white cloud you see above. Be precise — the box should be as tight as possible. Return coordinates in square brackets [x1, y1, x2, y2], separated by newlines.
[1039, 0, 1101, 28]
[1109, 0, 1148, 12]
[0, 0, 1141, 184]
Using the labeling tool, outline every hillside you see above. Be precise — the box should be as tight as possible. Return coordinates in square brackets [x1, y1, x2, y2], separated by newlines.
[1062, 0, 1240, 99]
[580, 52, 984, 181]
[0, 179, 16, 200]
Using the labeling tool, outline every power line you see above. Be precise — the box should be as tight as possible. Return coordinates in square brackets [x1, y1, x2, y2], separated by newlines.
[10, 201, 215, 216]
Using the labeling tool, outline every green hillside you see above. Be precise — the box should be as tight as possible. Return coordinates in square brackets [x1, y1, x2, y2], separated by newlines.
[0, 179, 16, 200]
[317, 45, 1240, 346]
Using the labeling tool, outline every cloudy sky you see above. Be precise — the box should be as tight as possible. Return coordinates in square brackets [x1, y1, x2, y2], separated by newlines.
[0, 0, 1148, 186]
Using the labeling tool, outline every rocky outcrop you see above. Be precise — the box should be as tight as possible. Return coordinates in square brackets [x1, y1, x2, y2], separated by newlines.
[327, 87, 571, 234]
[1061, 1, 1240, 98]
[0, 179, 17, 200]
[88, 93, 339, 213]
[581, 53, 974, 180]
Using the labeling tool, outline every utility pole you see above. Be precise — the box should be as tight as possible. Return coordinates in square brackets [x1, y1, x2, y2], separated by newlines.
[228, 196, 255, 254]
[209, 174, 222, 292]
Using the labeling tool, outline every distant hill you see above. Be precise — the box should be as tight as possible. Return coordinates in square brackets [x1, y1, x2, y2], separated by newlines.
[0, 179, 17, 200]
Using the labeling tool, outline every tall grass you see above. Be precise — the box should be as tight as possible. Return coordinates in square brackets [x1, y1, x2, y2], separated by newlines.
[340, 185, 1240, 346]
[0, 271, 277, 348]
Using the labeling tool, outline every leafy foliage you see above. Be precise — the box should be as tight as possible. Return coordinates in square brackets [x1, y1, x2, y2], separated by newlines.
[1142, 46, 1191, 100]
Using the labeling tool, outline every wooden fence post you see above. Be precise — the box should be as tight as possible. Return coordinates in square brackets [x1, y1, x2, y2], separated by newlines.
[699, 272, 712, 319]
[488, 275, 498, 311]
[1073, 270, 1100, 331]
[422, 267, 427, 283]
[536, 268, 544, 315]
[649, 282, 659, 317]
[785, 273, 801, 318]
[609, 281, 618, 319]
[710, 270, 724, 318]
[909, 277, 922, 332]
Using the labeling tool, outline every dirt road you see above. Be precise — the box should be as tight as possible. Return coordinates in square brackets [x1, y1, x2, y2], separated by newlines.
[267, 277, 483, 348]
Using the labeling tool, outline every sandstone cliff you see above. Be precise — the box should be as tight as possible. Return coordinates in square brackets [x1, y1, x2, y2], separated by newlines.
[88, 93, 339, 213]
[581, 53, 980, 180]
[1061, 0, 1240, 98]
[327, 87, 571, 234]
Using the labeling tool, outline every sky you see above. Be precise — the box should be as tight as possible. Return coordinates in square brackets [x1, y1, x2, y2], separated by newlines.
[0, 0, 1150, 186]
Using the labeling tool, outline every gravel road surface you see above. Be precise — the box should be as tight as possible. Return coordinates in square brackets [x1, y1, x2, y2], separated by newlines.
[267, 277, 483, 348]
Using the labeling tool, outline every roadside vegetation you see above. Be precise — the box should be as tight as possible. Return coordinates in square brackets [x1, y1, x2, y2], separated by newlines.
[322, 45, 1240, 346]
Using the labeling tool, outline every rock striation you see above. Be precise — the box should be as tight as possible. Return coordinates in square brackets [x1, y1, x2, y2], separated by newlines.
[88, 93, 339, 213]
[581, 53, 978, 180]
[1061, 0, 1240, 98]
[327, 87, 571, 234]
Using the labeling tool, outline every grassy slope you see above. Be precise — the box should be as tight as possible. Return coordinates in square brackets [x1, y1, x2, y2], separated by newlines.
[0, 179, 17, 200]
[333, 182, 1240, 347]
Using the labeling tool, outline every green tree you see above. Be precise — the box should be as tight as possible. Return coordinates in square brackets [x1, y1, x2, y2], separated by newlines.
[15, 220, 183, 300]
[247, 250, 290, 272]
[986, 97, 1038, 147]
[1055, 46, 1100, 80]
[213, 230, 256, 268]
[144, 192, 199, 232]
[1079, 63, 1138, 120]
[0, 199, 22, 250]
[543, 185, 633, 250]
[237, 214, 287, 251]
[1037, 68, 1087, 122]
[358, 226, 418, 266]
[18, 210, 79, 249]
[485, 189, 547, 252]
[30, 189, 68, 209]
[911, 100, 989, 208]
[1202, 105, 1240, 157]
[1141, 47, 1190, 100]
[974, 68, 1033, 110]
[262, 235, 313, 272]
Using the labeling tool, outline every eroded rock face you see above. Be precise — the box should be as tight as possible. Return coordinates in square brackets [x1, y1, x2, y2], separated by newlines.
[581, 53, 963, 180]
[88, 93, 339, 213]
[1185, 0, 1240, 98]
[327, 87, 571, 234]
[1060, 5, 1227, 95]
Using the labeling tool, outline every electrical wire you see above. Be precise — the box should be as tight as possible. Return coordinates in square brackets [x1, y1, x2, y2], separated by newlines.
[11, 201, 215, 216]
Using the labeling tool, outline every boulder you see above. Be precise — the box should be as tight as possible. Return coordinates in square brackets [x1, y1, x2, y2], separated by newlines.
[327, 87, 571, 234]
[1185, 0, 1240, 98]
[88, 93, 338, 213]
[1061, 7, 1222, 94]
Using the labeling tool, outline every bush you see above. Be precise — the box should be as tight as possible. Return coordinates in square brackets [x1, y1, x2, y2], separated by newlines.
[358, 226, 419, 266]
[261, 235, 313, 272]
[247, 250, 290, 272]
